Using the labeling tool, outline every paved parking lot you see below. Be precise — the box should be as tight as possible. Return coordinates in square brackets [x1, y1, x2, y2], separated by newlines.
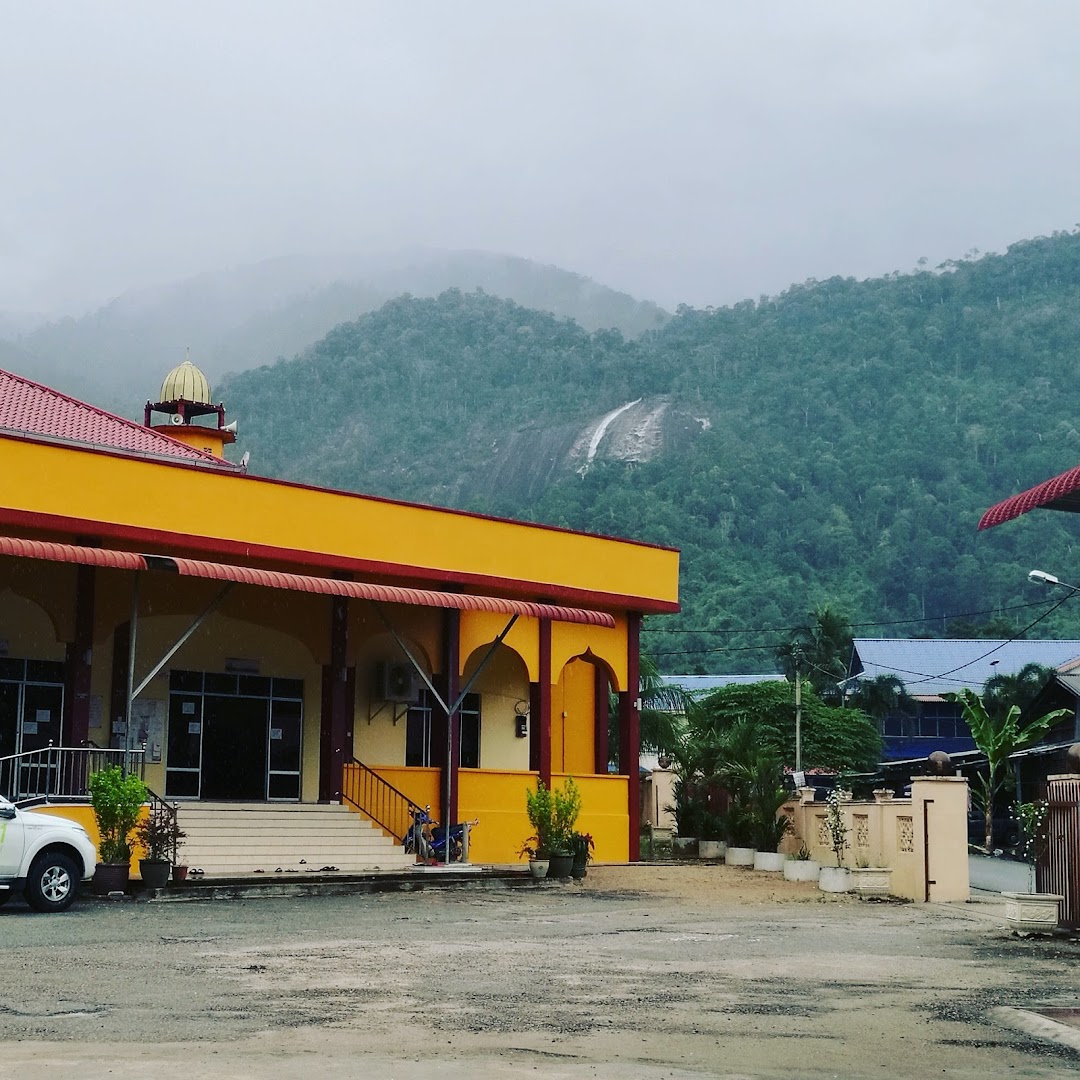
[0, 864, 1077, 1079]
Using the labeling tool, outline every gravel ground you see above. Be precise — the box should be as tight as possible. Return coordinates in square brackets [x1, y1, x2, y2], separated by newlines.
[0, 863, 1077, 1079]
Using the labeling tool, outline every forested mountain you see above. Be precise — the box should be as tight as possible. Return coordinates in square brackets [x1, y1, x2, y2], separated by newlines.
[215, 231, 1080, 672]
[0, 251, 666, 411]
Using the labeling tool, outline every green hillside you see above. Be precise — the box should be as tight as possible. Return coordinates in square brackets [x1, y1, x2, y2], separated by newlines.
[215, 232, 1080, 671]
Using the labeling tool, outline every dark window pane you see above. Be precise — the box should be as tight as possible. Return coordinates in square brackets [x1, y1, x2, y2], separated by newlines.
[165, 770, 199, 797]
[459, 693, 481, 769]
[25, 660, 64, 684]
[268, 701, 302, 771]
[0, 658, 24, 682]
[204, 673, 237, 696]
[170, 670, 203, 692]
[272, 678, 304, 700]
[168, 697, 202, 769]
[406, 705, 430, 767]
[239, 675, 272, 698]
[268, 773, 300, 800]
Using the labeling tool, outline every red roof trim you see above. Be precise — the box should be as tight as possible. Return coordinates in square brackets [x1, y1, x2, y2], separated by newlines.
[0, 368, 236, 468]
[0, 536, 616, 628]
[979, 462, 1080, 530]
[0, 508, 679, 615]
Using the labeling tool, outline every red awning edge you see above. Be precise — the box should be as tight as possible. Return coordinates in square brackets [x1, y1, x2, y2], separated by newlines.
[0, 536, 616, 628]
[979, 462, 1080, 530]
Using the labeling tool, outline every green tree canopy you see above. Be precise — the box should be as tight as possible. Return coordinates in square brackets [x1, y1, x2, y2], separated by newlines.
[689, 681, 881, 773]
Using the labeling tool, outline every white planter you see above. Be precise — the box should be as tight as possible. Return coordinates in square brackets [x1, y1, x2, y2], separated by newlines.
[753, 851, 786, 872]
[850, 867, 892, 898]
[783, 859, 821, 882]
[672, 836, 698, 858]
[528, 859, 549, 880]
[818, 866, 852, 893]
[725, 846, 756, 867]
[1002, 891, 1064, 934]
[698, 840, 726, 860]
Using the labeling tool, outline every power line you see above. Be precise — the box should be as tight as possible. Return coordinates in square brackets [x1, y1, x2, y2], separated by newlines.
[641, 599, 1055, 635]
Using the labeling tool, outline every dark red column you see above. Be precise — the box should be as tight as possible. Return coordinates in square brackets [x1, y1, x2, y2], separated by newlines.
[537, 618, 552, 787]
[443, 609, 461, 828]
[65, 564, 95, 746]
[319, 596, 350, 802]
[618, 613, 642, 862]
[593, 662, 609, 775]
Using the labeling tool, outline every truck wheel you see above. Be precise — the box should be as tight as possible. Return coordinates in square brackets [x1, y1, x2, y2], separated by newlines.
[0, 892, 10, 907]
[24, 853, 79, 913]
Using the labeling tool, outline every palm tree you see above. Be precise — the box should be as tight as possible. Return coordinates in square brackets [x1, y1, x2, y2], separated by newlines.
[776, 606, 852, 694]
[608, 653, 695, 766]
[848, 674, 916, 734]
[982, 663, 1053, 721]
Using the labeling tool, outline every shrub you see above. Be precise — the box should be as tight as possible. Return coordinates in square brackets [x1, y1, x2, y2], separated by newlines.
[525, 777, 582, 856]
[88, 766, 147, 865]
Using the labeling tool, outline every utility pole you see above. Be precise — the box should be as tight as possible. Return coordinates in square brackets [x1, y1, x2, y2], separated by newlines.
[794, 647, 803, 775]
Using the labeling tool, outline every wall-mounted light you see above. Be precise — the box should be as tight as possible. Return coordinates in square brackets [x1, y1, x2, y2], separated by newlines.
[514, 699, 529, 739]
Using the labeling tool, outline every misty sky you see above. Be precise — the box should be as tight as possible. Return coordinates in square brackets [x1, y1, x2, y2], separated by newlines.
[3, 2, 1080, 315]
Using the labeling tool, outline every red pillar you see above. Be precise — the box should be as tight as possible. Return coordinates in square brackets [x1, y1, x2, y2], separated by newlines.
[537, 618, 552, 787]
[65, 564, 95, 746]
[319, 596, 350, 802]
[618, 613, 642, 862]
[443, 609, 461, 827]
[593, 662, 609, 775]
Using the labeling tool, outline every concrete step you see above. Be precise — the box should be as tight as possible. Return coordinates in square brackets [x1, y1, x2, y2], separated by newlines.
[174, 802, 411, 876]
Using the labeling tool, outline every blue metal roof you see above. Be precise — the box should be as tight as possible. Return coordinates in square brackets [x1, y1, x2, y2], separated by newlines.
[851, 638, 1080, 697]
[660, 674, 786, 694]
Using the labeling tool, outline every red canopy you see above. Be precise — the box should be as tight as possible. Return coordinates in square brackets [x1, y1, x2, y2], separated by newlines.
[979, 462, 1080, 530]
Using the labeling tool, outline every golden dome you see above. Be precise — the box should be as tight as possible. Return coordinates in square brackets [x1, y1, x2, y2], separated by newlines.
[159, 359, 212, 405]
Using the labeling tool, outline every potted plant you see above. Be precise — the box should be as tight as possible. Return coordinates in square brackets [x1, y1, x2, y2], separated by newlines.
[698, 811, 726, 860]
[783, 844, 821, 883]
[88, 765, 148, 895]
[570, 831, 594, 879]
[134, 806, 186, 890]
[818, 787, 851, 893]
[752, 810, 792, 872]
[524, 777, 581, 880]
[850, 856, 893, 899]
[721, 802, 757, 866]
[1002, 800, 1063, 934]
[519, 842, 549, 880]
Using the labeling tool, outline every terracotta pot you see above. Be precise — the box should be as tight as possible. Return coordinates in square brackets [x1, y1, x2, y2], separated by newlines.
[172, 865, 189, 883]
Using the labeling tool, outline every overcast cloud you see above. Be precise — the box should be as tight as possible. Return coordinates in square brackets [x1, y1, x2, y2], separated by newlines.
[3, 1, 1080, 315]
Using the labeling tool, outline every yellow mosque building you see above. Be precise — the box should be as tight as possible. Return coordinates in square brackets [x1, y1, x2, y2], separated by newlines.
[0, 358, 679, 865]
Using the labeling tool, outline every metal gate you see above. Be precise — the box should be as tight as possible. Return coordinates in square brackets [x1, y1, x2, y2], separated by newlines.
[1038, 775, 1080, 929]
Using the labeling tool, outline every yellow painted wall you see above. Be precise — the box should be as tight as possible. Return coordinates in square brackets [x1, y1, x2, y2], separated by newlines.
[462, 643, 531, 771]
[368, 766, 440, 814]
[0, 559, 77, 648]
[460, 612, 539, 681]
[456, 770, 629, 864]
[0, 434, 679, 610]
[0, 589, 67, 663]
[551, 620, 627, 692]
[552, 658, 596, 775]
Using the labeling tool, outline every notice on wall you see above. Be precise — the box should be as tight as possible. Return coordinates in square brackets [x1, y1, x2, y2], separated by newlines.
[131, 699, 165, 760]
[35, 709, 50, 723]
[88, 695, 102, 731]
[270, 728, 283, 741]
[182, 701, 195, 715]
[188, 722, 201, 735]
[23, 720, 38, 735]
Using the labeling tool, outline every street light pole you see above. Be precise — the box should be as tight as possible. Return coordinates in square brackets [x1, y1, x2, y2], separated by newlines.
[794, 648, 802, 775]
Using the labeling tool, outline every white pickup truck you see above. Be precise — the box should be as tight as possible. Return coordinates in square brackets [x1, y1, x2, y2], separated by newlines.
[0, 795, 98, 912]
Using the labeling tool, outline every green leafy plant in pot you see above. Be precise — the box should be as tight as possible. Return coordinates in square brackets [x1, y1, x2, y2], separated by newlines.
[88, 766, 148, 894]
[524, 776, 581, 879]
[570, 831, 594, 879]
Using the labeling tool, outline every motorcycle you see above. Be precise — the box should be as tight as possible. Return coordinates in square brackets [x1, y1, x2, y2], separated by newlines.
[404, 805, 477, 863]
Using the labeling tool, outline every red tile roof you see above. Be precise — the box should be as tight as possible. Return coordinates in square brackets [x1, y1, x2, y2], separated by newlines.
[0, 368, 235, 467]
[979, 462, 1080, 529]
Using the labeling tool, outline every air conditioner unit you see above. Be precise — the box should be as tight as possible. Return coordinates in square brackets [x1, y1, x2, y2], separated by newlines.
[375, 662, 420, 704]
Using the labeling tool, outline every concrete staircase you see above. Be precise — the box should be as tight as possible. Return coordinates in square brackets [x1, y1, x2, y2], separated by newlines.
[175, 803, 415, 878]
